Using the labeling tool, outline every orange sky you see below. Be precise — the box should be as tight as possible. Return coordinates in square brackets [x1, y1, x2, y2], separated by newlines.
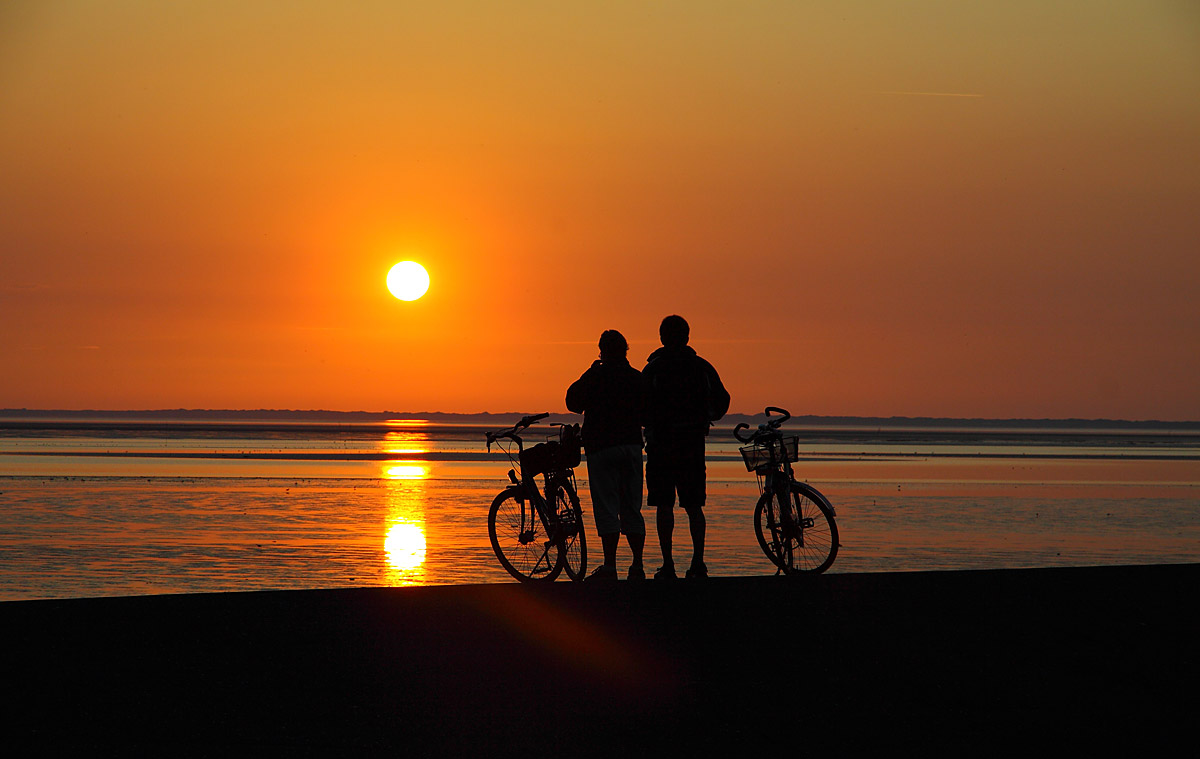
[2, 2, 1198, 419]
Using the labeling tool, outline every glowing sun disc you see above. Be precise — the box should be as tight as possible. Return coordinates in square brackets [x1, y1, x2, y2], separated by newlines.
[387, 261, 430, 301]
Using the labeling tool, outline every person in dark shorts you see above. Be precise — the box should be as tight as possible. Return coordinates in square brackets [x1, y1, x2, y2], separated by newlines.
[566, 329, 647, 581]
[643, 315, 730, 580]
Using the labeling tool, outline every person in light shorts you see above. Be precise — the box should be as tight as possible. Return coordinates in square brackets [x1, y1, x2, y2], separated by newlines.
[566, 330, 647, 581]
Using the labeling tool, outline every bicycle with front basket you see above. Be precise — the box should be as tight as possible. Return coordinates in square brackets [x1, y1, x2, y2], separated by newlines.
[734, 407, 839, 574]
[485, 413, 587, 582]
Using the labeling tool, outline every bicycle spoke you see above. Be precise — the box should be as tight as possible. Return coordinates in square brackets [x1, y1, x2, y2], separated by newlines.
[786, 488, 834, 571]
[755, 483, 837, 574]
[489, 489, 563, 581]
[551, 481, 586, 581]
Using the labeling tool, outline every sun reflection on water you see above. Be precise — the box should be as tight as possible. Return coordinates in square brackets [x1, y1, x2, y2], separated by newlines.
[384, 520, 426, 572]
[381, 460, 429, 585]
[381, 429, 430, 456]
[383, 463, 429, 480]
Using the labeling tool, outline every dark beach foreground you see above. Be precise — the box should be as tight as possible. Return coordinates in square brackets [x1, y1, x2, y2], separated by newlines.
[3, 565, 1195, 753]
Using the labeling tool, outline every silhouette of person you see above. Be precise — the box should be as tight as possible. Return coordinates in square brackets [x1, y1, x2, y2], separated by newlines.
[643, 315, 729, 579]
[566, 329, 647, 581]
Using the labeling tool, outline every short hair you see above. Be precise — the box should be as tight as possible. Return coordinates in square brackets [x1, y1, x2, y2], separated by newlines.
[659, 315, 689, 347]
[598, 329, 628, 357]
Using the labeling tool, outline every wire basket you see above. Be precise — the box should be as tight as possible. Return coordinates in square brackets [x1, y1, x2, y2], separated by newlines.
[739, 436, 799, 472]
[520, 424, 582, 476]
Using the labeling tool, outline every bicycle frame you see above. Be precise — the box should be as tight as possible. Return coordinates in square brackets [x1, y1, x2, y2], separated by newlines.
[762, 463, 818, 553]
[500, 480, 557, 576]
[503, 468, 575, 548]
[736, 407, 839, 574]
[486, 415, 584, 581]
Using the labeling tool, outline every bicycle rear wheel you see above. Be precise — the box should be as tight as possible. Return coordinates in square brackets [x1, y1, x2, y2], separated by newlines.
[551, 480, 587, 581]
[754, 481, 838, 574]
[488, 489, 563, 582]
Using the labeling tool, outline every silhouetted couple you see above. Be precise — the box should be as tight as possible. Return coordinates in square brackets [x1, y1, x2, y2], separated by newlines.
[566, 315, 730, 581]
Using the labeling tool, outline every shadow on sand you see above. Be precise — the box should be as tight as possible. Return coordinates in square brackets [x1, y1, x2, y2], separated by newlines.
[2, 564, 1194, 752]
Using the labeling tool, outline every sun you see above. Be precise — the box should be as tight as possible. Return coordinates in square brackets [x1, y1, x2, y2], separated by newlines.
[386, 261, 430, 301]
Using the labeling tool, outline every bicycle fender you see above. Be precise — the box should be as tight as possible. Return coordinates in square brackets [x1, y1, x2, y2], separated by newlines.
[502, 485, 527, 502]
[795, 481, 836, 516]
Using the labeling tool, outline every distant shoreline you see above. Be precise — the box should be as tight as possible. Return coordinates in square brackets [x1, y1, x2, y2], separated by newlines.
[3, 407, 1197, 429]
[6, 449, 1198, 462]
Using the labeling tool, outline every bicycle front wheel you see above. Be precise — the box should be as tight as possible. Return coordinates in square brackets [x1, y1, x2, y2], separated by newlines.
[551, 480, 587, 581]
[488, 489, 563, 582]
[754, 481, 838, 574]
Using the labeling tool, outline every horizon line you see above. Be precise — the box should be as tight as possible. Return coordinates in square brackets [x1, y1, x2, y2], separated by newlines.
[1, 408, 1197, 426]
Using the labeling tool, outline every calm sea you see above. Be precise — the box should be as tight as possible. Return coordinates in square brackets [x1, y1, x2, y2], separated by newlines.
[2, 416, 1198, 600]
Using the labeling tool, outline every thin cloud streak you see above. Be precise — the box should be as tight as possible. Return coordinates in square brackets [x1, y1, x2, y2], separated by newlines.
[875, 91, 984, 98]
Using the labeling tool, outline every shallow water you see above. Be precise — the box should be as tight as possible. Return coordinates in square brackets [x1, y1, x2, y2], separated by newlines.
[2, 419, 1197, 600]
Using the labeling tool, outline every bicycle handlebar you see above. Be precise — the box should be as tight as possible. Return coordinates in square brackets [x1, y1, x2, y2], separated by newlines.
[733, 423, 754, 443]
[486, 412, 551, 451]
[764, 407, 791, 424]
[733, 407, 794, 444]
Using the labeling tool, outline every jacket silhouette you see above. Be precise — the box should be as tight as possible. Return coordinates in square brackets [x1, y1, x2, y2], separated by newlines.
[566, 358, 645, 453]
[643, 345, 730, 442]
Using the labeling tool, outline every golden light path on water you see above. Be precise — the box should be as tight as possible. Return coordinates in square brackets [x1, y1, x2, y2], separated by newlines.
[381, 456, 430, 585]
[382, 428, 430, 456]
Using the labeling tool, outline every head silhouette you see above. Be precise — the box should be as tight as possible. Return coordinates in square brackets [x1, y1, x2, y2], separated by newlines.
[659, 315, 689, 348]
[599, 329, 629, 361]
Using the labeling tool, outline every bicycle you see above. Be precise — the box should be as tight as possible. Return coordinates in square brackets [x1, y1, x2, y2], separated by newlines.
[485, 413, 587, 582]
[734, 407, 839, 574]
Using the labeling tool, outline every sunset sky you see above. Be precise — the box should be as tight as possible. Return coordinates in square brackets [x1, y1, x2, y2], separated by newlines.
[2, 2, 1197, 419]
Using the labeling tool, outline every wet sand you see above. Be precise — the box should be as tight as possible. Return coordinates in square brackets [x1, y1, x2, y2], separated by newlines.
[2, 564, 1194, 752]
